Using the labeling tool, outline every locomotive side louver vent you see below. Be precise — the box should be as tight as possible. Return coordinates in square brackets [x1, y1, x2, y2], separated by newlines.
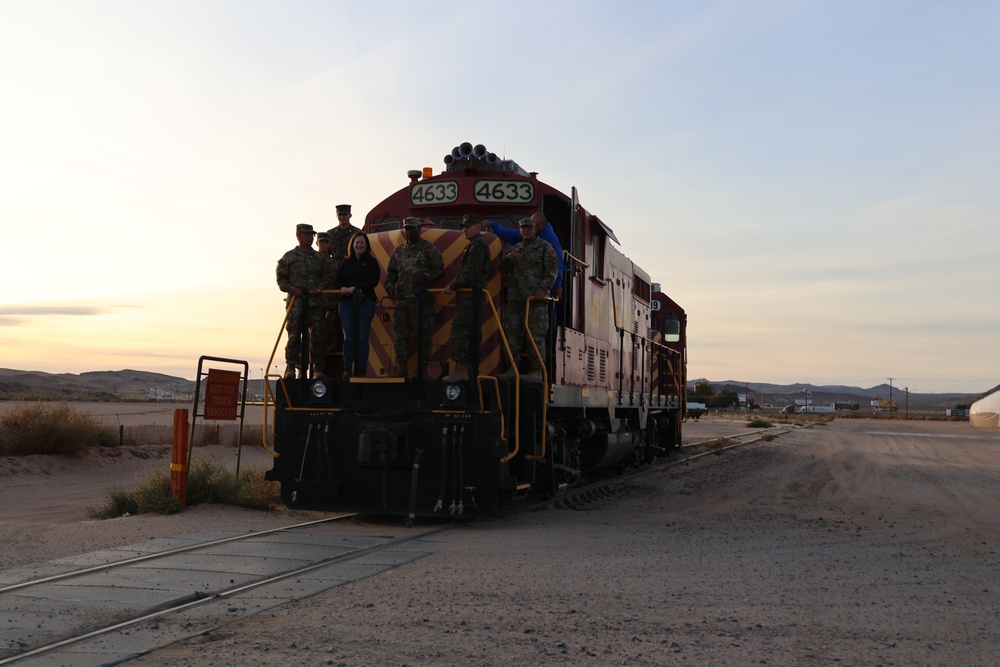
[587, 346, 596, 382]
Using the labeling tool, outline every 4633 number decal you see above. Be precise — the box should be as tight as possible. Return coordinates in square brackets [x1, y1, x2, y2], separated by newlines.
[410, 181, 458, 206]
[474, 180, 534, 203]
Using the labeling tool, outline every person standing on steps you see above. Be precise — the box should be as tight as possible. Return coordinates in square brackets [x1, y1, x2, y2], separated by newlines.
[276, 223, 330, 378]
[385, 217, 445, 377]
[315, 231, 337, 374]
[497, 218, 558, 381]
[442, 214, 492, 382]
[324, 204, 361, 362]
[334, 232, 381, 379]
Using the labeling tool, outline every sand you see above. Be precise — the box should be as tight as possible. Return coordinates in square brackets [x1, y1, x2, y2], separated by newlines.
[3, 411, 999, 665]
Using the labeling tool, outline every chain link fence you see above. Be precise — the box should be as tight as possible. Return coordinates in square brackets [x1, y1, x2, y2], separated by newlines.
[113, 423, 272, 448]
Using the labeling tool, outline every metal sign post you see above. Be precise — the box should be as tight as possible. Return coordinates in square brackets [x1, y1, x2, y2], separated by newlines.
[188, 357, 250, 486]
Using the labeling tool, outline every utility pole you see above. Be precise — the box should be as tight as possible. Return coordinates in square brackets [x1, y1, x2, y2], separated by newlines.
[905, 386, 909, 420]
[887, 377, 896, 419]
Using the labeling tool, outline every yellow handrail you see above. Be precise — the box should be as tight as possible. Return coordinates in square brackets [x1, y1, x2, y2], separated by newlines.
[260, 295, 303, 458]
[524, 295, 555, 461]
[475, 289, 520, 463]
[477, 375, 507, 447]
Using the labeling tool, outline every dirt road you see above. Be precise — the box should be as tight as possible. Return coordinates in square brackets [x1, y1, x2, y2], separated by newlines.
[3, 416, 999, 665]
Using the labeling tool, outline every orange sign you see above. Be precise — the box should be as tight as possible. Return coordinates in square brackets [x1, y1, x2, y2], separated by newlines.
[204, 369, 241, 420]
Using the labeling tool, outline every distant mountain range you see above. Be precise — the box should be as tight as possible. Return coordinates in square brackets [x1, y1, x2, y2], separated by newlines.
[694, 379, 992, 410]
[0, 368, 200, 401]
[0, 368, 990, 409]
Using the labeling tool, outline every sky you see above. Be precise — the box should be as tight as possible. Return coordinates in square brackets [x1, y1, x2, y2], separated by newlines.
[1, 0, 998, 394]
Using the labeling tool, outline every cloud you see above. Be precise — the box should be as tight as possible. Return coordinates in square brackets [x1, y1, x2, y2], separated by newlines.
[0, 306, 108, 317]
[0, 305, 130, 327]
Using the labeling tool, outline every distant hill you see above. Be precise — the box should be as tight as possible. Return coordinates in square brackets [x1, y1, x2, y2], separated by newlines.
[0, 367, 987, 409]
[0, 368, 198, 402]
[690, 379, 986, 410]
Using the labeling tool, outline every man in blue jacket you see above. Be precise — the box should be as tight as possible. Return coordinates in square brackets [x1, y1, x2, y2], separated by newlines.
[485, 212, 563, 298]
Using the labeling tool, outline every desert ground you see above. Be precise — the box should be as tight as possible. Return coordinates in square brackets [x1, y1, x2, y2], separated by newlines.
[2, 405, 999, 665]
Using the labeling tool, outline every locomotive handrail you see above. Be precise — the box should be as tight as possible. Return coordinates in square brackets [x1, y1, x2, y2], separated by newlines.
[477, 376, 507, 447]
[476, 288, 521, 463]
[563, 250, 590, 269]
[606, 315, 684, 404]
[524, 295, 555, 462]
[406, 286, 519, 460]
[260, 295, 305, 458]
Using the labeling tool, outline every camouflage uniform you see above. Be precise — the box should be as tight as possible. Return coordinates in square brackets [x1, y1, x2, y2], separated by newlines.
[450, 233, 493, 365]
[499, 238, 558, 372]
[326, 224, 362, 267]
[385, 237, 444, 367]
[276, 246, 330, 371]
[318, 251, 341, 354]
[323, 223, 360, 355]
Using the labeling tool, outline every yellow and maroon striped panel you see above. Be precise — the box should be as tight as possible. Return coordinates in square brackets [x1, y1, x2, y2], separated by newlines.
[366, 228, 504, 377]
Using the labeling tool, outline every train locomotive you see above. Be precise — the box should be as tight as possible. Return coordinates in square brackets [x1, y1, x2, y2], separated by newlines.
[264, 142, 688, 520]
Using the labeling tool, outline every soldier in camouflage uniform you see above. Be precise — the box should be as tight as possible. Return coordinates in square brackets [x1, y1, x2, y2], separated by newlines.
[497, 218, 558, 381]
[385, 217, 445, 377]
[315, 232, 338, 368]
[442, 214, 493, 382]
[276, 223, 331, 378]
[323, 204, 361, 357]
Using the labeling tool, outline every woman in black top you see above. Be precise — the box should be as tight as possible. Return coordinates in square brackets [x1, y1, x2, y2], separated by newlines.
[335, 232, 381, 378]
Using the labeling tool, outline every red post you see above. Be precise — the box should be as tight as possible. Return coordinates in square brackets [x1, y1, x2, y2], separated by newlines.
[171, 408, 189, 509]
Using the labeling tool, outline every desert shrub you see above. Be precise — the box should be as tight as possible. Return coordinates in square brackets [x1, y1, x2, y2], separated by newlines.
[88, 458, 278, 518]
[702, 437, 734, 455]
[186, 458, 242, 504]
[95, 426, 120, 447]
[234, 468, 281, 509]
[747, 417, 773, 428]
[101, 487, 140, 516]
[0, 402, 117, 455]
[131, 469, 181, 514]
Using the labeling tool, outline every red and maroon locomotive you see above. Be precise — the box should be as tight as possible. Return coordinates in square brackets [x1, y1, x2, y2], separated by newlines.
[265, 142, 687, 520]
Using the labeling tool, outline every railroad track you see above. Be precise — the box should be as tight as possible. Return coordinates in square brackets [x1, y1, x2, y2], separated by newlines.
[548, 425, 789, 510]
[0, 516, 449, 666]
[1, 426, 785, 665]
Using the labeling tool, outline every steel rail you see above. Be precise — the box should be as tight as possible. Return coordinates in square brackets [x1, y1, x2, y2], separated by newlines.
[0, 514, 354, 595]
[0, 523, 451, 666]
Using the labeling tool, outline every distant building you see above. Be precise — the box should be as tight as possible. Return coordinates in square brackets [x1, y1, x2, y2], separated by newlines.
[970, 387, 1000, 428]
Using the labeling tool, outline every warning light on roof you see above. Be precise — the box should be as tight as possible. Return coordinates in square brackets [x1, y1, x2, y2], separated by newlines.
[422, 167, 433, 178]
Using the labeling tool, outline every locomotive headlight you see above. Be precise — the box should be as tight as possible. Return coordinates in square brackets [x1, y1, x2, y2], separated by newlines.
[444, 384, 463, 401]
[310, 380, 328, 399]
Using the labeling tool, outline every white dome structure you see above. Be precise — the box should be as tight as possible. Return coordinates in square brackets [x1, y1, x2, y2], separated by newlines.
[970, 386, 1000, 428]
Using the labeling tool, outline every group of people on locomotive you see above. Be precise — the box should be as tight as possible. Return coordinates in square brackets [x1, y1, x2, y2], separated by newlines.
[275, 206, 563, 384]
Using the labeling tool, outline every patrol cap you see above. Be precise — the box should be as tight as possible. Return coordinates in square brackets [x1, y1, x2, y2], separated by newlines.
[518, 217, 534, 228]
[317, 231, 332, 242]
[296, 223, 316, 234]
[460, 213, 482, 227]
[402, 217, 421, 228]
[336, 204, 351, 215]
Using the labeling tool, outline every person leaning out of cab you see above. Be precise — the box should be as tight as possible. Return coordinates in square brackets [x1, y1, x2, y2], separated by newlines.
[334, 232, 381, 378]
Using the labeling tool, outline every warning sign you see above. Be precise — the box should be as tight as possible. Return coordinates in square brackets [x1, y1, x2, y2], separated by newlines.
[204, 369, 241, 420]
